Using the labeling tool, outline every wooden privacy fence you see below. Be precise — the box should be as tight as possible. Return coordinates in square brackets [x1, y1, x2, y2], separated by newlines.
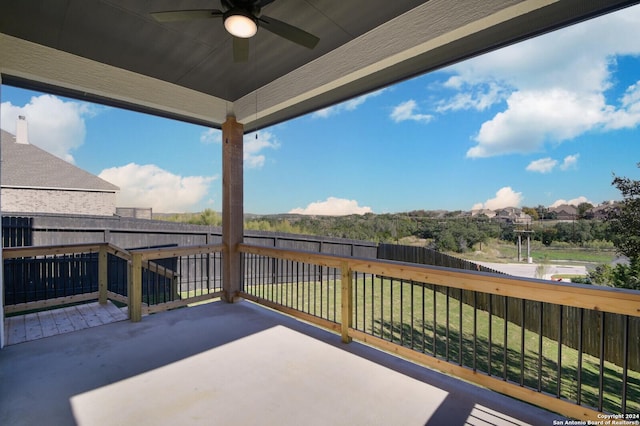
[378, 243, 640, 371]
[2, 216, 33, 247]
[378, 243, 504, 274]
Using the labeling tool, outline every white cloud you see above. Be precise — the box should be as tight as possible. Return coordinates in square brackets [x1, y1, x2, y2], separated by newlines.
[1, 94, 98, 163]
[313, 89, 386, 118]
[436, 82, 506, 112]
[289, 197, 373, 216]
[526, 154, 579, 173]
[550, 196, 592, 207]
[200, 128, 221, 144]
[560, 154, 579, 170]
[467, 89, 605, 158]
[99, 163, 217, 213]
[435, 7, 640, 158]
[244, 130, 280, 168]
[472, 187, 523, 210]
[526, 157, 558, 173]
[390, 100, 433, 123]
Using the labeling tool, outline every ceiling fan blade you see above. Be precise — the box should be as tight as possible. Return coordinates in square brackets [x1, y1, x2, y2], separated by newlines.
[151, 9, 223, 23]
[258, 15, 319, 49]
[233, 37, 250, 62]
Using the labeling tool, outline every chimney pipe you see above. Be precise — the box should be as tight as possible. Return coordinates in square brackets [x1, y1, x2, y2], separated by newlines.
[16, 115, 29, 144]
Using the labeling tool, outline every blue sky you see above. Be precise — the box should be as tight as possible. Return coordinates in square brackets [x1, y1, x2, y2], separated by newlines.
[2, 5, 640, 215]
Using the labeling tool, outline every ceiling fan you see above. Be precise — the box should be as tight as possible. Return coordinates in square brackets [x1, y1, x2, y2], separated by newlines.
[151, 0, 320, 62]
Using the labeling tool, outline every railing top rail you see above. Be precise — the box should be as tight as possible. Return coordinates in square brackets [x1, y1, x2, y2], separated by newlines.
[239, 243, 640, 318]
[130, 243, 225, 261]
[239, 243, 346, 268]
[3, 242, 114, 259]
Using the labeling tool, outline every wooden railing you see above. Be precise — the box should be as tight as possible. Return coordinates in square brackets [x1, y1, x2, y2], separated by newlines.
[3, 243, 130, 314]
[238, 243, 640, 422]
[128, 244, 225, 321]
[3, 243, 225, 320]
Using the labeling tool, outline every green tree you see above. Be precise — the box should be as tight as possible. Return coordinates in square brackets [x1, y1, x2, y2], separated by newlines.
[577, 202, 594, 219]
[196, 208, 221, 226]
[608, 164, 640, 260]
[522, 207, 539, 221]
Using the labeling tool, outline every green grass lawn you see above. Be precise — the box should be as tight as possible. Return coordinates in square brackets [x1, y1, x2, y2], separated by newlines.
[458, 239, 616, 265]
[245, 276, 639, 415]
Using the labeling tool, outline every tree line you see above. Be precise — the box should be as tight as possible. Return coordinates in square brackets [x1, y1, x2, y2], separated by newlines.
[158, 164, 640, 290]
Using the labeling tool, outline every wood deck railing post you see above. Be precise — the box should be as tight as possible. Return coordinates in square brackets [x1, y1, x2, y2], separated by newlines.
[98, 245, 108, 304]
[129, 253, 142, 322]
[222, 115, 244, 302]
[341, 262, 353, 343]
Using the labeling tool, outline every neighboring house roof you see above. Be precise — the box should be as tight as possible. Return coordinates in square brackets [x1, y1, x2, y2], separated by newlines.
[549, 204, 577, 215]
[1, 129, 119, 192]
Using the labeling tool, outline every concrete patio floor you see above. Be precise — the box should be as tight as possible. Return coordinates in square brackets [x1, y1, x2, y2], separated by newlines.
[0, 300, 565, 426]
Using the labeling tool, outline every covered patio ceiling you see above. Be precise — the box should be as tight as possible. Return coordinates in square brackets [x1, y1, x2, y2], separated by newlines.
[1, 0, 638, 132]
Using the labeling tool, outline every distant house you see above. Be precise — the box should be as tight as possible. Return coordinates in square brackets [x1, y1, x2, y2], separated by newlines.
[470, 208, 496, 219]
[493, 207, 532, 225]
[588, 202, 619, 220]
[549, 204, 577, 221]
[1, 117, 119, 216]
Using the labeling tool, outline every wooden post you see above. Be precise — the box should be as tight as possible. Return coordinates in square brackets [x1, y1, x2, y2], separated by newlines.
[222, 116, 244, 303]
[129, 253, 142, 322]
[341, 262, 353, 343]
[98, 245, 108, 304]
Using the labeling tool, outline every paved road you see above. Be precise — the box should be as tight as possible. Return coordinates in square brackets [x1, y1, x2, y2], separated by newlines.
[476, 261, 587, 281]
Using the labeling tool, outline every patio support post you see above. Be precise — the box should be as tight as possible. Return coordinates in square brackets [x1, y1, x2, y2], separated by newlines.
[341, 262, 353, 343]
[129, 252, 142, 322]
[222, 115, 244, 302]
[98, 245, 108, 304]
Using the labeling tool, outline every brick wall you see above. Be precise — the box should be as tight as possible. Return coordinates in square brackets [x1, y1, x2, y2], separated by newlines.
[1, 188, 116, 216]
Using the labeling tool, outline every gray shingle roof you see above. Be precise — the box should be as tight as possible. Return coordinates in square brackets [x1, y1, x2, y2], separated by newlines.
[1, 129, 119, 192]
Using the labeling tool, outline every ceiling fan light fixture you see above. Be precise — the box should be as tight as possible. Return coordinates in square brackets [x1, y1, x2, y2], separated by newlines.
[224, 10, 258, 38]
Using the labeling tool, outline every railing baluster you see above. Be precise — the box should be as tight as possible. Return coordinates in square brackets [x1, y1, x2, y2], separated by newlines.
[622, 314, 629, 414]
[410, 280, 415, 350]
[521, 298, 525, 386]
[432, 284, 437, 357]
[577, 307, 583, 405]
[598, 312, 605, 412]
[390, 277, 394, 343]
[473, 291, 477, 372]
[557, 305, 563, 398]
[488, 294, 493, 376]
[446, 287, 450, 361]
[538, 301, 544, 392]
[459, 290, 463, 366]
[370, 273, 375, 336]
[400, 278, 404, 347]
[503, 296, 508, 381]
[378, 276, 385, 339]
[422, 284, 426, 355]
